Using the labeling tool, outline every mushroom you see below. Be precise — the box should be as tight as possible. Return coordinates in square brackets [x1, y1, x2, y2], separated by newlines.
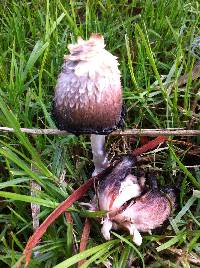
[53, 34, 123, 175]
[94, 156, 176, 245]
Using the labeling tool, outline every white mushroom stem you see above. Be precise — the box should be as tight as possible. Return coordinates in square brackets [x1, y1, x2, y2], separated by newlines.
[101, 218, 113, 240]
[90, 134, 109, 176]
[124, 223, 143, 246]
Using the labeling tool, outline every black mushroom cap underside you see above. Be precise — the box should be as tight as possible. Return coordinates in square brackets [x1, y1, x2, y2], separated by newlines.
[98, 155, 137, 194]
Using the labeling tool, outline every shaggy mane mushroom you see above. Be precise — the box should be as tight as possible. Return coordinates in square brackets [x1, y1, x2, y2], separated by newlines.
[53, 34, 123, 175]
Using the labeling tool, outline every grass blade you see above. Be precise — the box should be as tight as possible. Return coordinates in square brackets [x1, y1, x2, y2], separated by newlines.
[53, 240, 118, 268]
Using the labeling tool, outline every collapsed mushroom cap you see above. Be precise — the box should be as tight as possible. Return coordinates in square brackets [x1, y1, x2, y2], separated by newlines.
[95, 156, 176, 245]
[97, 155, 142, 211]
[113, 188, 176, 233]
[53, 34, 123, 135]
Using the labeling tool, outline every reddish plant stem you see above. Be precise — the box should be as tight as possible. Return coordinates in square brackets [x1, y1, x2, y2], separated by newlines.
[20, 136, 167, 267]
[65, 212, 73, 225]
[78, 218, 91, 268]
[140, 136, 149, 146]
[132, 136, 167, 156]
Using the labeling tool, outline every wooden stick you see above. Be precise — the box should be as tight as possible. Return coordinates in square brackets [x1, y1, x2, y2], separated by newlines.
[167, 247, 200, 266]
[0, 126, 200, 136]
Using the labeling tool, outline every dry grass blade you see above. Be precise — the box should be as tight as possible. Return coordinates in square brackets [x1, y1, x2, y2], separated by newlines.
[166, 247, 200, 266]
[178, 61, 200, 87]
[78, 218, 91, 268]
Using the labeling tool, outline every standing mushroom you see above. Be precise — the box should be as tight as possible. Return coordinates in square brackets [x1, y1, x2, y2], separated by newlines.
[53, 34, 123, 175]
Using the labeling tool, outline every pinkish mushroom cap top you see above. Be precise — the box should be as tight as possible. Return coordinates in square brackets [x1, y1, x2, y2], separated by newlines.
[68, 34, 105, 54]
[65, 33, 117, 63]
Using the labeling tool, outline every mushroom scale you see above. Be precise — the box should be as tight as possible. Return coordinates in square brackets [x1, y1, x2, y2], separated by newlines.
[53, 34, 123, 135]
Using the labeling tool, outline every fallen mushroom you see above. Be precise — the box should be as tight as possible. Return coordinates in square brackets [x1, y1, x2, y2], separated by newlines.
[53, 34, 123, 175]
[109, 187, 176, 246]
[97, 155, 144, 214]
[93, 156, 176, 246]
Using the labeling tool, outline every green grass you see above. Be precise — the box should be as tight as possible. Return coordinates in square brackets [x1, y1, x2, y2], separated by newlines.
[0, 0, 200, 267]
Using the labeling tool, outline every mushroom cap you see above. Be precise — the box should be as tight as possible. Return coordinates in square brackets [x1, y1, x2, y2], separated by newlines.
[113, 189, 176, 232]
[95, 157, 176, 240]
[53, 34, 123, 135]
[97, 155, 141, 211]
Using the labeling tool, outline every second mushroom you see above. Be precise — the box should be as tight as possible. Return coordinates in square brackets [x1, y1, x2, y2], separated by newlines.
[93, 155, 176, 246]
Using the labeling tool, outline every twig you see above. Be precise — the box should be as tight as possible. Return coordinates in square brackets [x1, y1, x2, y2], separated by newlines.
[167, 247, 200, 266]
[30, 181, 41, 231]
[0, 126, 200, 136]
